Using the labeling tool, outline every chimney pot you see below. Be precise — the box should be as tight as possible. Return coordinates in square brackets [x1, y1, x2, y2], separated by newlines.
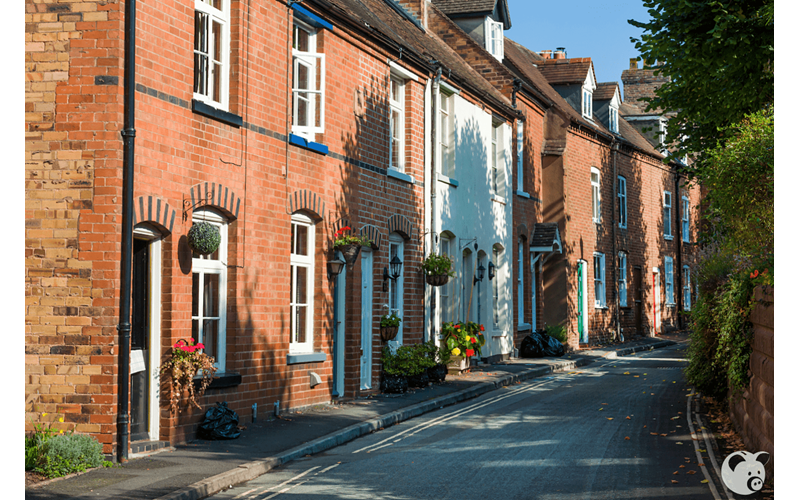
[540, 50, 552, 59]
[553, 49, 566, 60]
[629, 58, 638, 69]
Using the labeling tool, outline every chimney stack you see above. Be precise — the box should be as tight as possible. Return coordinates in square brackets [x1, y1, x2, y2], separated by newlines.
[540, 50, 552, 59]
[553, 47, 566, 59]
[396, 0, 427, 29]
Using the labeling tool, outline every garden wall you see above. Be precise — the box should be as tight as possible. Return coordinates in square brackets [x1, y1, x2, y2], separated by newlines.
[729, 285, 773, 476]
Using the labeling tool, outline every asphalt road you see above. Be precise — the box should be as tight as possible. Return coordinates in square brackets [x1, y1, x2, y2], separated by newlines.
[210, 343, 727, 500]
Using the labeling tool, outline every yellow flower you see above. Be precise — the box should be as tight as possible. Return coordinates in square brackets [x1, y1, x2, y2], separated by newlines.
[465, 335, 471, 342]
[59, 417, 64, 423]
[42, 413, 48, 417]
[451, 348, 461, 356]
[59, 430, 64, 434]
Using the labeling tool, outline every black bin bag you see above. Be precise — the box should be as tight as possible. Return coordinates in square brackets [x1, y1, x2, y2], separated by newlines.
[520, 330, 547, 358]
[542, 334, 565, 357]
[198, 402, 241, 440]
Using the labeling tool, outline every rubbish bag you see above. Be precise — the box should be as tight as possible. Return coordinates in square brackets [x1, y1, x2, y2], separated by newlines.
[542, 334, 565, 357]
[198, 402, 241, 440]
[520, 330, 548, 358]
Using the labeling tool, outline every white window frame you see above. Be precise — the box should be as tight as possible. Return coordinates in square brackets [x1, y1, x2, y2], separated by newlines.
[591, 167, 601, 223]
[191, 208, 228, 371]
[439, 90, 454, 178]
[389, 76, 405, 172]
[388, 234, 404, 345]
[594, 252, 606, 308]
[609, 107, 619, 133]
[484, 17, 504, 61]
[665, 256, 675, 306]
[617, 175, 627, 228]
[683, 265, 691, 311]
[682, 195, 690, 242]
[618, 252, 627, 308]
[292, 20, 325, 141]
[664, 191, 673, 240]
[582, 89, 593, 119]
[290, 213, 316, 354]
[194, 0, 230, 110]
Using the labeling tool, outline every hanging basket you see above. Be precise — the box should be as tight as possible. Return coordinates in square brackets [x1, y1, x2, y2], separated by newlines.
[425, 274, 450, 287]
[380, 326, 399, 342]
[337, 244, 362, 267]
[188, 222, 221, 256]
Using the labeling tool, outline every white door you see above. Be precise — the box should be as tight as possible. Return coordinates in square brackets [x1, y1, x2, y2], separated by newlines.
[578, 260, 588, 344]
[360, 248, 373, 390]
[653, 268, 662, 335]
[530, 254, 540, 330]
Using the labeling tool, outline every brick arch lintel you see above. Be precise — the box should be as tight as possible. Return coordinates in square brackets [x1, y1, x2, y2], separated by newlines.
[187, 182, 241, 221]
[387, 214, 413, 241]
[289, 189, 325, 222]
[360, 225, 382, 250]
[133, 195, 176, 234]
[517, 223, 529, 240]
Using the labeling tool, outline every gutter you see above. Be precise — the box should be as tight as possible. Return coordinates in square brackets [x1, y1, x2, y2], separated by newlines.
[117, 0, 137, 462]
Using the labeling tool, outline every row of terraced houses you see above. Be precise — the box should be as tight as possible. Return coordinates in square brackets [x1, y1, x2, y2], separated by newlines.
[25, 0, 700, 459]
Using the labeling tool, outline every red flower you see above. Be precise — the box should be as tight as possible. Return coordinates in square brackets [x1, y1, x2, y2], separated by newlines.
[750, 270, 759, 279]
[470, 337, 476, 344]
[196, 343, 205, 350]
[465, 349, 475, 357]
[480, 325, 485, 332]
[454, 324, 461, 329]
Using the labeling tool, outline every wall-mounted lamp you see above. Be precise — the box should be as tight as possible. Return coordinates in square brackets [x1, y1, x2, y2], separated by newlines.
[473, 263, 486, 284]
[488, 261, 495, 280]
[383, 255, 403, 292]
[327, 256, 346, 280]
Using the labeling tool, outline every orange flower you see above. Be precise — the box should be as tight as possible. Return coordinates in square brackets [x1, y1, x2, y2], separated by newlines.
[750, 269, 759, 279]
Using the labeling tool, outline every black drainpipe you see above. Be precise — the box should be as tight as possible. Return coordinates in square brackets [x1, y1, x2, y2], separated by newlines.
[117, 0, 137, 462]
[675, 165, 683, 328]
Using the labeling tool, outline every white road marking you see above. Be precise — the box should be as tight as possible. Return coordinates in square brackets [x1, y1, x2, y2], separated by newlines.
[232, 466, 320, 500]
[686, 394, 725, 500]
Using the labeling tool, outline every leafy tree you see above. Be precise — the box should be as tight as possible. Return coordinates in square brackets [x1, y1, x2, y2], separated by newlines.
[629, 0, 773, 176]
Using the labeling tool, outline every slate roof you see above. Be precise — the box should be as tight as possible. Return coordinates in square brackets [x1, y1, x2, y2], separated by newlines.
[536, 58, 594, 86]
[530, 223, 561, 253]
[431, 0, 497, 14]
[593, 82, 619, 101]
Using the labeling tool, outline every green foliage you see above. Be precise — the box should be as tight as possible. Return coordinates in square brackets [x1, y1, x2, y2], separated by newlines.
[380, 311, 402, 328]
[417, 340, 449, 366]
[34, 433, 105, 479]
[381, 345, 431, 377]
[697, 106, 774, 271]
[544, 324, 567, 343]
[441, 321, 486, 358]
[421, 253, 455, 277]
[332, 226, 372, 247]
[685, 251, 761, 402]
[188, 221, 221, 255]
[26, 413, 68, 471]
[628, 0, 773, 172]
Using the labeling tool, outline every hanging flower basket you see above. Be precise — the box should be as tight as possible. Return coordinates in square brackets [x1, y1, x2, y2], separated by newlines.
[380, 325, 399, 342]
[425, 274, 450, 287]
[338, 244, 362, 267]
[188, 222, 221, 256]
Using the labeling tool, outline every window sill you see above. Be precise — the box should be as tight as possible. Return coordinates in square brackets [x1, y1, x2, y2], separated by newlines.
[664, 235, 674, 241]
[193, 372, 241, 390]
[593, 219, 602, 225]
[287, 352, 327, 365]
[594, 305, 608, 310]
[387, 168, 415, 185]
[289, 134, 329, 155]
[437, 173, 459, 187]
[192, 99, 243, 128]
[619, 224, 627, 230]
[491, 330, 507, 339]
[665, 303, 676, 308]
[517, 323, 532, 332]
[515, 190, 530, 199]
[491, 194, 507, 205]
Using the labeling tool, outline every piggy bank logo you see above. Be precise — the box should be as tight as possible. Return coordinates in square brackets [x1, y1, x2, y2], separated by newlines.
[721, 451, 770, 496]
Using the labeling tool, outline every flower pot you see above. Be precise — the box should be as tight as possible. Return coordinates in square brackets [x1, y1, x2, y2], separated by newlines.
[447, 355, 470, 375]
[337, 244, 362, 267]
[380, 326, 399, 342]
[407, 370, 430, 388]
[427, 363, 448, 383]
[380, 373, 408, 394]
[425, 274, 449, 287]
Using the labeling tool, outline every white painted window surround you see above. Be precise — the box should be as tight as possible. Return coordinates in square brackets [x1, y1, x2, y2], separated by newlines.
[618, 175, 627, 228]
[664, 191, 673, 240]
[618, 252, 627, 308]
[194, 0, 230, 110]
[665, 256, 675, 305]
[290, 213, 315, 354]
[484, 17, 504, 61]
[683, 265, 691, 311]
[389, 76, 405, 172]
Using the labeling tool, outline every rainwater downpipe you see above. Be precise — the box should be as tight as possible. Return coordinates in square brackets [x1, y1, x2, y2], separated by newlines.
[675, 166, 683, 328]
[431, 66, 442, 342]
[611, 138, 621, 342]
[117, 0, 137, 462]
[422, 72, 432, 342]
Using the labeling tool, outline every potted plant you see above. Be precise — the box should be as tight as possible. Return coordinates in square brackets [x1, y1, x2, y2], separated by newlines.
[380, 346, 409, 393]
[407, 343, 437, 388]
[160, 338, 217, 414]
[333, 225, 372, 266]
[420, 340, 449, 383]
[421, 253, 455, 286]
[441, 321, 486, 374]
[379, 307, 402, 341]
[188, 221, 221, 256]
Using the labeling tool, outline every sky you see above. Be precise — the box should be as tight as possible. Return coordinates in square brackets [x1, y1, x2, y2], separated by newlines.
[505, 0, 653, 97]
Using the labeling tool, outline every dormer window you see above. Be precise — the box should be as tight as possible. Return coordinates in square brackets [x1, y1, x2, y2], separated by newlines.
[609, 107, 619, 133]
[582, 89, 592, 119]
[485, 18, 504, 61]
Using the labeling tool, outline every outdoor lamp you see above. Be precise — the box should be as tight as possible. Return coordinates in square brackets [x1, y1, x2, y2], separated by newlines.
[383, 255, 403, 292]
[488, 261, 495, 280]
[474, 263, 486, 284]
[327, 256, 346, 280]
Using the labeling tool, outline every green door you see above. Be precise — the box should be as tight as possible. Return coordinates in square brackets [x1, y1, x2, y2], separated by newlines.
[577, 261, 588, 343]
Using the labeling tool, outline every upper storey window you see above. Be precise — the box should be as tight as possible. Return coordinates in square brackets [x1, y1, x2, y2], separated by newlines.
[292, 21, 325, 141]
[194, 0, 230, 110]
[485, 18, 504, 61]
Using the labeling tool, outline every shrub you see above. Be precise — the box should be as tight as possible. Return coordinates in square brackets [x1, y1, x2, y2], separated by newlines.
[35, 433, 105, 479]
[544, 324, 567, 343]
[188, 221, 221, 255]
[381, 345, 430, 376]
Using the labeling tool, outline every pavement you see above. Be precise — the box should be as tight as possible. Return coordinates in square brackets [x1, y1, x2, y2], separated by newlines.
[26, 332, 687, 500]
